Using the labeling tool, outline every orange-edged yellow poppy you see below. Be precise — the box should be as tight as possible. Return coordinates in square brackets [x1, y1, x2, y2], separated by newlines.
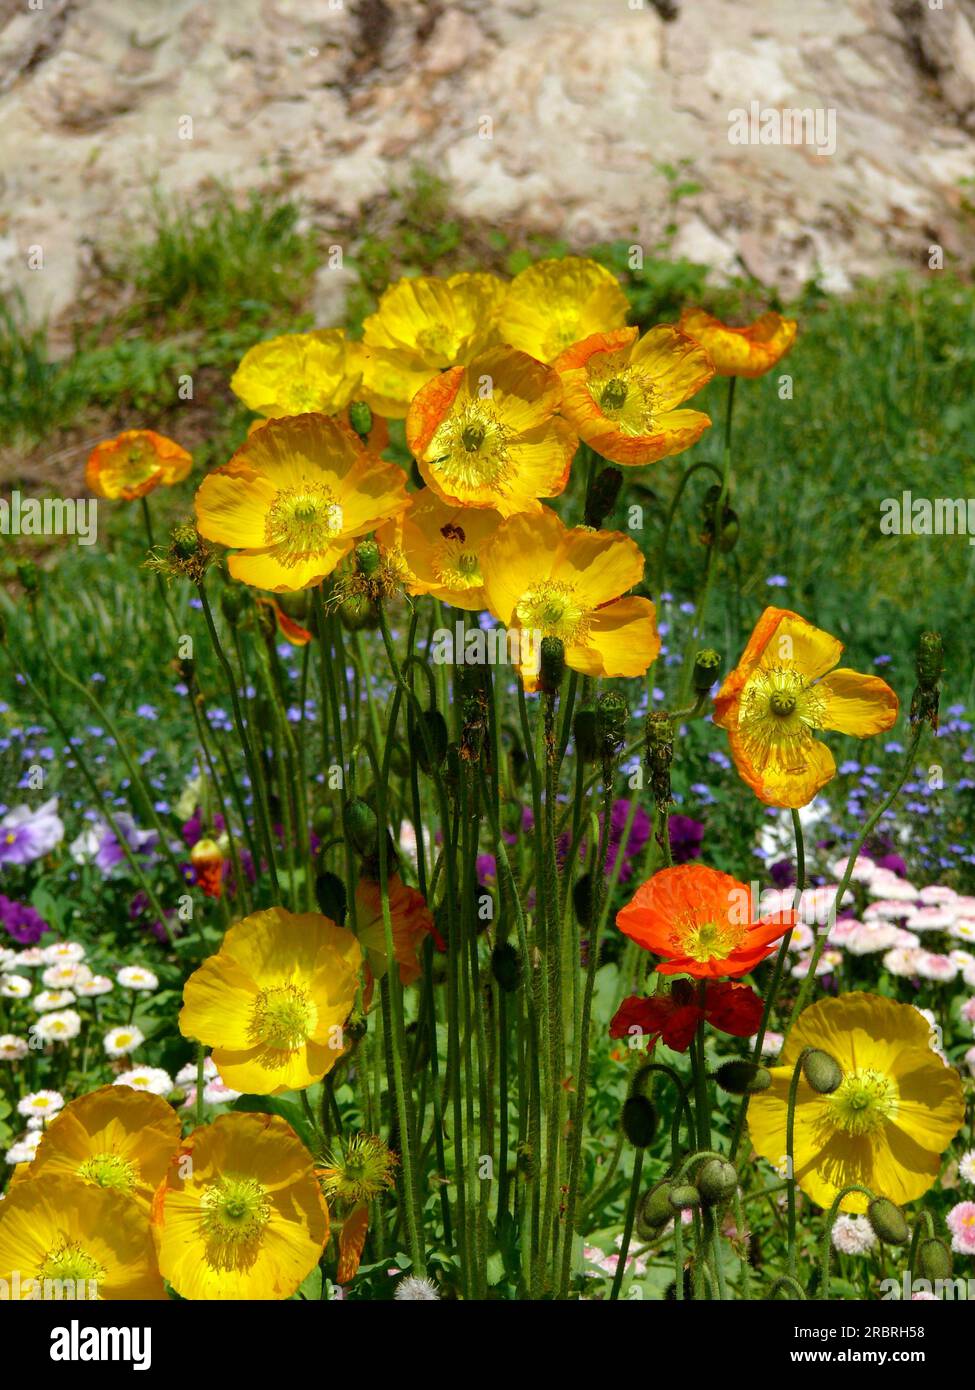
[230, 329, 365, 419]
[86, 429, 191, 501]
[406, 346, 577, 517]
[554, 325, 714, 465]
[151, 1111, 327, 1300]
[0, 1174, 166, 1299]
[355, 873, 434, 987]
[194, 412, 410, 592]
[20, 1085, 180, 1210]
[376, 488, 504, 610]
[256, 596, 313, 646]
[749, 993, 965, 1212]
[678, 308, 797, 378]
[497, 257, 630, 364]
[361, 271, 506, 418]
[179, 905, 362, 1095]
[713, 607, 898, 809]
[480, 507, 660, 689]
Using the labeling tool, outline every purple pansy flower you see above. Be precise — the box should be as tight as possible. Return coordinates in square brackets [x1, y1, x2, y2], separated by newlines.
[0, 797, 64, 866]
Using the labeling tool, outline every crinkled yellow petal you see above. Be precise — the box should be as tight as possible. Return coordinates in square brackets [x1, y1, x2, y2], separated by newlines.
[498, 257, 629, 363]
[230, 330, 363, 418]
[629, 324, 715, 409]
[727, 719, 835, 808]
[819, 668, 899, 736]
[480, 508, 565, 624]
[556, 526, 645, 607]
[565, 596, 660, 679]
[195, 463, 278, 548]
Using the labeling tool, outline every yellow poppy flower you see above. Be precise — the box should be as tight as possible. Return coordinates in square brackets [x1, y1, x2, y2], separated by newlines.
[179, 905, 362, 1095]
[361, 271, 506, 417]
[0, 1174, 166, 1299]
[151, 1112, 327, 1300]
[713, 607, 898, 808]
[230, 329, 365, 419]
[749, 993, 965, 1213]
[678, 307, 797, 378]
[376, 488, 504, 610]
[194, 412, 410, 592]
[497, 257, 630, 364]
[406, 346, 577, 516]
[480, 507, 660, 689]
[553, 325, 714, 465]
[20, 1085, 180, 1210]
[86, 429, 191, 501]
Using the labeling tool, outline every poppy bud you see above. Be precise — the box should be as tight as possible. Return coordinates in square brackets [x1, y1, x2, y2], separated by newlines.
[715, 1059, 772, 1095]
[595, 691, 627, 763]
[190, 838, 224, 900]
[668, 1184, 701, 1211]
[916, 1237, 952, 1282]
[802, 1048, 843, 1095]
[621, 1095, 658, 1148]
[342, 797, 378, 856]
[517, 1141, 535, 1179]
[697, 1158, 738, 1202]
[538, 636, 565, 695]
[354, 540, 381, 576]
[411, 708, 448, 773]
[359, 829, 400, 883]
[315, 869, 347, 925]
[910, 631, 944, 731]
[338, 593, 380, 631]
[166, 1088, 188, 1107]
[692, 648, 722, 695]
[640, 1181, 676, 1232]
[645, 711, 674, 806]
[573, 872, 594, 929]
[348, 400, 373, 440]
[584, 466, 623, 529]
[573, 706, 599, 763]
[491, 942, 522, 993]
[867, 1197, 910, 1246]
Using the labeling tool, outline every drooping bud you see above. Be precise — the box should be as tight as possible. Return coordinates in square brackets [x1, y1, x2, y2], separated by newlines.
[715, 1059, 772, 1095]
[645, 711, 674, 807]
[916, 1237, 952, 1282]
[347, 400, 373, 440]
[802, 1048, 843, 1095]
[640, 1181, 676, 1232]
[668, 1184, 702, 1211]
[584, 466, 624, 529]
[691, 648, 722, 696]
[491, 942, 522, 993]
[342, 797, 379, 857]
[910, 631, 944, 731]
[315, 869, 347, 925]
[867, 1197, 910, 1246]
[538, 635, 565, 696]
[697, 1158, 738, 1202]
[621, 1095, 658, 1148]
[411, 708, 448, 773]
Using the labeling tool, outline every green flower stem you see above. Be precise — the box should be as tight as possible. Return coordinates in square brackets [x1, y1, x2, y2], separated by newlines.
[818, 1184, 875, 1299]
[786, 1048, 813, 1278]
[183, 675, 251, 918]
[653, 459, 725, 598]
[609, 1147, 644, 1301]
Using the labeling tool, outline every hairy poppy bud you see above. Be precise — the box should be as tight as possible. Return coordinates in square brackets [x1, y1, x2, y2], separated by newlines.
[668, 1184, 701, 1211]
[338, 593, 380, 631]
[802, 1048, 842, 1095]
[640, 1181, 676, 1232]
[342, 797, 378, 856]
[916, 1237, 952, 1282]
[595, 691, 627, 763]
[491, 942, 522, 993]
[348, 400, 373, 440]
[645, 711, 674, 806]
[538, 635, 565, 695]
[584, 466, 623, 529]
[621, 1095, 658, 1148]
[573, 872, 594, 929]
[715, 1059, 772, 1095]
[692, 648, 722, 695]
[412, 708, 448, 773]
[910, 630, 944, 731]
[573, 706, 599, 763]
[867, 1197, 910, 1246]
[315, 869, 347, 925]
[697, 1158, 738, 1202]
[354, 540, 381, 576]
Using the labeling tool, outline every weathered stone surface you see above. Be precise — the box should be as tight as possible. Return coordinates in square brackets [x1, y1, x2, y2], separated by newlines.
[1, 0, 974, 325]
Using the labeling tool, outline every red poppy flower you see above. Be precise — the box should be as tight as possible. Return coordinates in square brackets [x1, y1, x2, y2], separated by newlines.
[616, 863, 795, 978]
[610, 979, 763, 1053]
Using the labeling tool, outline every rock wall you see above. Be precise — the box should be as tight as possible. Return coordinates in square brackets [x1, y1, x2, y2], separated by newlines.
[2, 0, 974, 324]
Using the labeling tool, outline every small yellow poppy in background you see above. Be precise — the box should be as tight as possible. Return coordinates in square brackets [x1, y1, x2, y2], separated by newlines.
[0, 1173, 166, 1299]
[361, 271, 506, 417]
[151, 1111, 327, 1300]
[17, 1085, 180, 1210]
[377, 488, 504, 611]
[86, 429, 191, 501]
[498, 257, 630, 364]
[749, 993, 964, 1212]
[194, 412, 410, 592]
[230, 328, 365, 419]
[480, 507, 660, 688]
[554, 324, 714, 465]
[678, 307, 797, 378]
[713, 606, 898, 809]
[407, 345, 577, 517]
[179, 905, 362, 1095]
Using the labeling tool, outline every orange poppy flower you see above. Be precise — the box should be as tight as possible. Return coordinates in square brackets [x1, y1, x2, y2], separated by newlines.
[677, 308, 796, 378]
[616, 864, 795, 979]
[190, 838, 224, 899]
[610, 978, 764, 1052]
[554, 325, 713, 465]
[256, 597, 313, 646]
[86, 430, 191, 501]
[376, 488, 504, 611]
[713, 607, 899, 809]
[406, 346, 577, 516]
[355, 873, 434, 988]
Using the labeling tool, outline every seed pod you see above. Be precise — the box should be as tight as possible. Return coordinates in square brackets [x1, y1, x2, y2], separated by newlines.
[910, 630, 944, 731]
[621, 1095, 658, 1148]
[538, 635, 566, 695]
[595, 691, 627, 763]
[867, 1197, 910, 1246]
[338, 593, 380, 631]
[714, 1059, 772, 1095]
[573, 706, 599, 763]
[802, 1048, 843, 1095]
[640, 1181, 676, 1232]
[573, 872, 594, 929]
[645, 711, 674, 806]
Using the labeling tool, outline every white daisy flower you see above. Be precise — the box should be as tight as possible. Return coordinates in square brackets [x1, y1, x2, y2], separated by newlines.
[915, 953, 958, 983]
[14, 947, 45, 967]
[393, 1274, 441, 1300]
[32, 989, 76, 1012]
[846, 922, 900, 955]
[116, 966, 159, 992]
[33, 1010, 82, 1042]
[882, 947, 923, 978]
[41, 962, 92, 990]
[0, 1035, 29, 1061]
[5, 1129, 44, 1164]
[958, 1150, 975, 1185]
[831, 1213, 877, 1255]
[175, 1056, 218, 1086]
[0, 975, 31, 999]
[17, 1089, 64, 1119]
[103, 1026, 145, 1059]
[75, 974, 114, 997]
[905, 906, 955, 932]
[41, 941, 86, 965]
[202, 1079, 241, 1104]
[114, 1067, 173, 1096]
